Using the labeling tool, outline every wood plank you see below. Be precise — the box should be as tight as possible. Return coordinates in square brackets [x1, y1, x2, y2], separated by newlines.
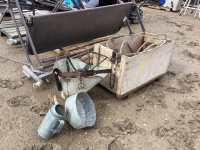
[0, 29, 26, 38]
[66, 36, 112, 50]
[76, 53, 93, 64]
[0, 19, 22, 24]
[53, 35, 113, 55]
[142, 2, 171, 12]
[1, 27, 25, 32]
[0, 23, 23, 29]
[93, 44, 100, 66]
[2, 29, 25, 33]
[2, 27, 25, 30]
[53, 48, 65, 55]
[116, 55, 127, 97]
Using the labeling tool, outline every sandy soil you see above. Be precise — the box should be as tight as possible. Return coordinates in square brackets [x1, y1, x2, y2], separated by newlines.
[0, 6, 200, 150]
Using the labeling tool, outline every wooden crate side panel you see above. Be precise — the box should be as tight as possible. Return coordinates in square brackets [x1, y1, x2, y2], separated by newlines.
[117, 73, 165, 99]
[120, 41, 176, 95]
[93, 44, 127, 93]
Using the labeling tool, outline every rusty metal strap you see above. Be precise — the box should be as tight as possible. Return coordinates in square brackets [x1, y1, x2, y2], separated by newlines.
[110, 50, 122, 64]
[53, 68, 62, 91]
[54, 69, 112, 78]
[117, 53, 122, 63]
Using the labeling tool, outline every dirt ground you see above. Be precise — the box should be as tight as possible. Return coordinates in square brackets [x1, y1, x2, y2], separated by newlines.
[0, 6, 200, 150]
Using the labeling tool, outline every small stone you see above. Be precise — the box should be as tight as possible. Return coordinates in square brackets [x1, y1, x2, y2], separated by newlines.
[164, 120, 169, 125]
[39, 112, 46, 116]
[124, 131, 127, 135]
[136, 102, 144, 107]
[0, 118, 2, 121]
[181, 114, 185, 118]
[167, 131, 174, 136]
[26, 117, 30, 122]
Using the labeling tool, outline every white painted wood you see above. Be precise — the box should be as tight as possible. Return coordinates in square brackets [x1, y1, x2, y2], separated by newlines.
[120, 41, 176, 95]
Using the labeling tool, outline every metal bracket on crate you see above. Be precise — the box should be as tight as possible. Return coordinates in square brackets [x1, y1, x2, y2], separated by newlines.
[116, 53, 122, 63]
[110, 50, 122, 64]
[110, 50, 117, 63]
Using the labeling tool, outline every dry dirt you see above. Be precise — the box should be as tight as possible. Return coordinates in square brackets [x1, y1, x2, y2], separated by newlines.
[0, 6, 200, 150]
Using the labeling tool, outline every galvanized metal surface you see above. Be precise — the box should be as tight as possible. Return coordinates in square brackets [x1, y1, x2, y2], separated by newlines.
[65, 92, 96, 129]
[54, 58, 109, 97]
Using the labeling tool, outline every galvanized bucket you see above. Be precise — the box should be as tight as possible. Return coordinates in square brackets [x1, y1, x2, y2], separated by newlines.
[53, 58, 109, 97]
[65, 92, 96, 129]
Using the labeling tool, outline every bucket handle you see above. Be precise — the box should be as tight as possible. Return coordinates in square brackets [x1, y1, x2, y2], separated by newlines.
[52, 120, 65, 134]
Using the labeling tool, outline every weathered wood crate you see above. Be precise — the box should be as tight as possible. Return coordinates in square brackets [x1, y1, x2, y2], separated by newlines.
[142, 3, 171, 12]
[93, 32, 176, 99]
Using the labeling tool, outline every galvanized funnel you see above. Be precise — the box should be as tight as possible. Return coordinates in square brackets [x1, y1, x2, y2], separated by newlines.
[53, 58, 109, 97]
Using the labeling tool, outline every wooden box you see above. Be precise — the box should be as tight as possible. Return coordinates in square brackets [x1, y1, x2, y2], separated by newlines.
[93, 32, 176, 99]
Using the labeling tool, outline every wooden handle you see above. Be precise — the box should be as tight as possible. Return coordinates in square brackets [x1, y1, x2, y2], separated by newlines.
[53, 95, 59, 104]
